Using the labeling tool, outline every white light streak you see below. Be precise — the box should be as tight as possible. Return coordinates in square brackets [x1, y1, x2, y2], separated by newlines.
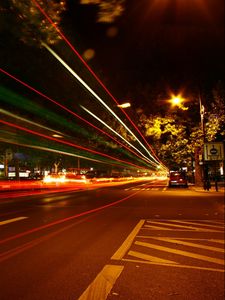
[81, 105, 159, 168]
[0, 109, 64, 137]
[0, 138, 105, 164]
[42, 43, 160, 165]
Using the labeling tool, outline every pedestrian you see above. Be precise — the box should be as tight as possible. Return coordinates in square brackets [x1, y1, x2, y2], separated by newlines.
[206, 179, 211, 191]
[215, 177, 218, 192]
[203, 180, 207, 190]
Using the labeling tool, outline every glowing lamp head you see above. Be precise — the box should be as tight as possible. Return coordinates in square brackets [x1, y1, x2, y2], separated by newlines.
[169, 93, 188, 111]
[172, 97, 181, 105]
[117, 102, 131, 108]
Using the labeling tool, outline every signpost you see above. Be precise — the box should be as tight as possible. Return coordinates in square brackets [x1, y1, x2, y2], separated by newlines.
[204, 142, 224, 161]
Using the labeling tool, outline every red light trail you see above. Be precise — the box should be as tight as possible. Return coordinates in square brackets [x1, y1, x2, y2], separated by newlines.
[0, 189, 141, 248]
[0, 68, 154, 166]
[0, 119, 148, 170]
[31, 0, 166, 169]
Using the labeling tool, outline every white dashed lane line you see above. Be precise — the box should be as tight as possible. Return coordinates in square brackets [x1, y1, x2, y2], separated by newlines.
[0, 216, 28, 226]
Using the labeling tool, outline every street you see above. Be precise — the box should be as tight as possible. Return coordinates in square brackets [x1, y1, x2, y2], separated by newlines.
[0, 178, 224, 300]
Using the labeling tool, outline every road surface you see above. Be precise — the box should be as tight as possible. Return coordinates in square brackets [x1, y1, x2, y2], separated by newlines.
[0, 178, 224, 300]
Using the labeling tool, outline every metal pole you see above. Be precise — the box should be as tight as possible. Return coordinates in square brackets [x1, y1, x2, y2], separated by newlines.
[199, 94, 205, 139]
[199, 93, 208, 189]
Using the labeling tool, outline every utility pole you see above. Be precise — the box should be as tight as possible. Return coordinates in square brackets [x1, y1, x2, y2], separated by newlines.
[194, 94, 206, 186]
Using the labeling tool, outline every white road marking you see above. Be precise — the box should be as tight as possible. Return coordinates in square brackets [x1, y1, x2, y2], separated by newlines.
[111, 220, 145, 260]
[110, 219, 224, 275]
[128, 250, 179, 264]
[145, 220, 223, 232]
[135, 241, 224, 265]
[77, 265, 123, 300]
[168, 220, 224, 230]
[137, 237, 225, 244]
[202, 220, 224, 224]
[0, 217, 28, 226]
[144, 224, 172, 230]
[122, 258, 224, 273]
[151, 237, 224, 253]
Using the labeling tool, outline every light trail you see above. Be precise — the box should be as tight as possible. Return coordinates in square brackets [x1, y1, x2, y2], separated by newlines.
[0, 68, 158, 170]
[81, 105, 159, 168]
[0, 108, 64, 136]
[31, 0, 167, 170]
[0, 190, 141, 247]
[0, 137, 104, 164]
[42, 43, 160, 165]
[0, 119, 149, 170]
[0, 70, 156, 169]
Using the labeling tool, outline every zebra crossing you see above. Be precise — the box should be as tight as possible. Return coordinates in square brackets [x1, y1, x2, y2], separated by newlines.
[111, 219, 225, 272]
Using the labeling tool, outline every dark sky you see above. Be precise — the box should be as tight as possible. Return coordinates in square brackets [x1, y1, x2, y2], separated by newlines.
[65, 0, 224, 101]
[0, 0, 224, 109]
[0, 0, 224, 168]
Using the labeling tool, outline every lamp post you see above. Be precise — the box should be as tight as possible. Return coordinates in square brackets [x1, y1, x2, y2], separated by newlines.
[117, 102, 131, 108]
[168, 92, 205, 185]
[198, 93, 208, 188]
[199, 94, 205, 140]
[169, 94, 188, 111]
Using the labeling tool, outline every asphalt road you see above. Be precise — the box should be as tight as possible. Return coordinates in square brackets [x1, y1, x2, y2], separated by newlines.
[0, 178, 224, 300]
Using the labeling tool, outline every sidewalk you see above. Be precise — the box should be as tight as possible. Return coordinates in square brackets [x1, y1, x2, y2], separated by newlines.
[188, 183, 225, 194]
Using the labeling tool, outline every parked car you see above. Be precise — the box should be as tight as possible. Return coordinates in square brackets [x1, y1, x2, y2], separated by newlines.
[169, 171, 188, 187]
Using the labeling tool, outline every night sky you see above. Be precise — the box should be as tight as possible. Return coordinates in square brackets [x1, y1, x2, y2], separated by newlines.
[0, 0, 224, 107]
[65, 0, 224, 104]
[0, 0, 224, 170]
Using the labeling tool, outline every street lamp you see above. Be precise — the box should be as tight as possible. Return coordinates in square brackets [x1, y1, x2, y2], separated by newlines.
[169, 93, 188, 111]
[168, 90, 208, 186]
[117, 102, 131, 108]
[198, 93, 208, 188]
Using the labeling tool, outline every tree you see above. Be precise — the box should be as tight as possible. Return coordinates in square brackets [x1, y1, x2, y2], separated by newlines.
[1, 0, 66, 47]
[80, 0, 125, 23]
[205, 82, 225, 142]
[139, 113, 190, 170]
[1, 0, 125, 47]
[138, 83, 225, 178]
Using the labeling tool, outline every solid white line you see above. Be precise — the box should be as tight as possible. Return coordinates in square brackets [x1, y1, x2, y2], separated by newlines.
[168, 220, 224, 229]
[201, 220, 224, 224]
[135, 241, 224, 265]
[77, 265, 124, 300]
[0, 217, 28, 226]
[152, 237, 225, 253]
[111, 220, 145, 260]
[136, 236, 225, 244]
[128, 250, 179, 264]
[122, 258, 224, 273]
[145, 221, 223, 232]
[144, 225, 171, 230]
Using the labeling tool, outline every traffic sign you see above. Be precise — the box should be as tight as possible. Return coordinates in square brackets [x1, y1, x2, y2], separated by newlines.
[204, 143, 224, 161]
